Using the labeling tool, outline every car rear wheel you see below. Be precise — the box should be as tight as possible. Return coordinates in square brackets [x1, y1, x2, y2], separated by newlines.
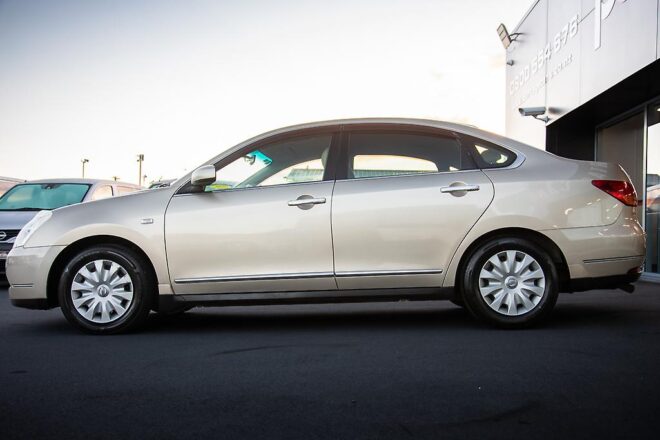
[461, 237, 558, 328]
[58, 245, 154, 334]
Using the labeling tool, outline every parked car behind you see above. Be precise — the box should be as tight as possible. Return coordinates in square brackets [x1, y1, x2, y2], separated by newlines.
[148, 179, 176, 189]
[5, 119, 646, 333]
[0, 177, 24, 197]
[0, 179, 141, 281]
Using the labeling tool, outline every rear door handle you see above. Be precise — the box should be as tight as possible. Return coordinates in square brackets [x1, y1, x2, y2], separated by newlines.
[288, 196, 327, 208]
[440, 184, 480, 193]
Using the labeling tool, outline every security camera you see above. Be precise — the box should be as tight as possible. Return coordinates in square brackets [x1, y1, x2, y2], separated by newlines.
[518, 107, 546, 117]
[518, 106, 550, 122]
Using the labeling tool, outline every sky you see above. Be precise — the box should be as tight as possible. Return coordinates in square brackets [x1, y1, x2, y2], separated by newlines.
[0, 0, 532, 184]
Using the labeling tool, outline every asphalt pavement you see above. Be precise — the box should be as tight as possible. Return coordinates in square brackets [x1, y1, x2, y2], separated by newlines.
[1, 283, 659, 439]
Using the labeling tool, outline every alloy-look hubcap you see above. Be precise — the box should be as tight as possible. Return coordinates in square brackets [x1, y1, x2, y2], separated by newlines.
[478, 250, 546, 316]
[70, 259, 134, 324]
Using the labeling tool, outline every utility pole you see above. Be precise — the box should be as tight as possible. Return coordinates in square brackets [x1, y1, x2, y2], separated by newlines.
[136, 154, 144, 186]
[112, 176, 120, 182]
[81, 159, 89, 178]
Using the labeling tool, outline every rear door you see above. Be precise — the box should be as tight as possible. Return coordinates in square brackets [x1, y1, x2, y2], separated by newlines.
[331, 126, 494, 289]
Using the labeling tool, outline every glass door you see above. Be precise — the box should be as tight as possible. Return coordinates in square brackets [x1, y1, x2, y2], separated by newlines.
[596, 112, 645, 225]
[646, 102, 660, 273]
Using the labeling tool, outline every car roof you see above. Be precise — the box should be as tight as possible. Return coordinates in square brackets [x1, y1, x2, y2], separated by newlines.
[22, 178, 141, 187]
[273, 118, 540, 151]
[170, 117, 554, 189]
[199, 117, 547, 167]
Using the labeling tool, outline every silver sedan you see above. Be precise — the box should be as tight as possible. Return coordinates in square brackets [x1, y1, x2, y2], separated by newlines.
[6, 119, 645, 333]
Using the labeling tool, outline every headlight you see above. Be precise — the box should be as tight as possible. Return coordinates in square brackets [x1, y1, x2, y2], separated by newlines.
[15, 210, 52, 248]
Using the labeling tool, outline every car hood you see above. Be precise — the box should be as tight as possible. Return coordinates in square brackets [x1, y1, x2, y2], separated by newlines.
[0, 210, 39, 230]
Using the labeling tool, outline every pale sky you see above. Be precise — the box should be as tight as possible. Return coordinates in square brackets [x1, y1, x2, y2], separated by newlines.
[0, 0, 531, 184]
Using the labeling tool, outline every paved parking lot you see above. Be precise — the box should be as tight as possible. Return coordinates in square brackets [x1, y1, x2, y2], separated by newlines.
[1, 283, 659, 439]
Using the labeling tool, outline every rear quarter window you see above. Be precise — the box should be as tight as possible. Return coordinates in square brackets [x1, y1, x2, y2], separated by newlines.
[116, 186, 140, 195]
[463, 136, 517, 169]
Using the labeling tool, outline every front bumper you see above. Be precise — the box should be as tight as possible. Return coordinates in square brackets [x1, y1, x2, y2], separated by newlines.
[0, 242, 13, 277]
[7, 245, 65, 308]
[11, 297, 51, 309]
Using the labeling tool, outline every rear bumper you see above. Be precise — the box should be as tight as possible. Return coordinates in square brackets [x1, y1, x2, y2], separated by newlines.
[542, 214, 646, 280]
[566, 271, 642, 293]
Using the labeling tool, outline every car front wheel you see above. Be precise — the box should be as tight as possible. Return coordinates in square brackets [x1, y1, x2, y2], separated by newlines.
[461, 237, 558, 328]
[58, 245, 154, 334]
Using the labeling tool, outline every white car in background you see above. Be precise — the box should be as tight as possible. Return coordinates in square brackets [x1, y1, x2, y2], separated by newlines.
[0, 176, 23, 197]
[0, 179, 141, 281]
[5, 119, 646, 334]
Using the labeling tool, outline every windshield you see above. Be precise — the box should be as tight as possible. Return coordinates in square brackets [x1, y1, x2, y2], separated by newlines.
[0, 183, 91, 211]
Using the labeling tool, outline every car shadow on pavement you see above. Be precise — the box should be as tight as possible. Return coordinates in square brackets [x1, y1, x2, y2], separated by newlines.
[144, 303, 477, 334]
[137, 299, 645, 334]
[11, 295, 652, 335]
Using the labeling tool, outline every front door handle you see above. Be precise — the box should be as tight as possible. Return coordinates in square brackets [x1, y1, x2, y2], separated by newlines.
[440, 184, 480, 193]
[288, 196, 326, 209]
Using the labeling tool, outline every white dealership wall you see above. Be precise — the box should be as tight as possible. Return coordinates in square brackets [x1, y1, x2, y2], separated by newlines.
[505, 0, 660, 148]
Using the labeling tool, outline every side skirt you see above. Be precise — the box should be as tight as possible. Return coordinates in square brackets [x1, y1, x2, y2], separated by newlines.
[157, 287, 456, 312]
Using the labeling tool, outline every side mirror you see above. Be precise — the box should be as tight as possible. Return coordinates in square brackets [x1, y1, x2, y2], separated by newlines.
[190, 165, 216, 187]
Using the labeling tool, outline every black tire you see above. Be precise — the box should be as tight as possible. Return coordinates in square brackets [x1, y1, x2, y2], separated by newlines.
[461, 237, 558, 329]
[58, 244, 154, 334]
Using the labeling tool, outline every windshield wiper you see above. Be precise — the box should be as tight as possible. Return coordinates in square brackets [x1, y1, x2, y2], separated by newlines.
[0, 207, 44, 211]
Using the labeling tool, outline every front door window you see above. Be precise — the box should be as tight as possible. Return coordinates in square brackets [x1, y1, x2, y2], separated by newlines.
[208, 134, 332, 191]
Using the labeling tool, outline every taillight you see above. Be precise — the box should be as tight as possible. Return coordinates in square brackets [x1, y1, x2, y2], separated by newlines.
[591, 180, 637, 206]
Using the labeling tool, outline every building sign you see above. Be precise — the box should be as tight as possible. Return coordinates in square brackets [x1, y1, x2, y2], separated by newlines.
[509, 13, 580, 98]
[506, 0, 658, 149]
[595, 0, 628, 49]
[509, 0, 632, 102]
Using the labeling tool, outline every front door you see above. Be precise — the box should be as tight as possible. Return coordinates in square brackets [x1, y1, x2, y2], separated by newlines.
[165, 132, 338, 294]
[331, 128, 495, 289]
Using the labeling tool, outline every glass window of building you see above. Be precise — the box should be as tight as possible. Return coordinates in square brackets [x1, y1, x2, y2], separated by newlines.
[646, 102, 660, 274]
[596, 112, 645, 224]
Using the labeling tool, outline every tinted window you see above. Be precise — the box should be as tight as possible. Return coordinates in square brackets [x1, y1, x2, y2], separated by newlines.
[346, 132, 475, 179]
[208, 134, 332, 191]
[353, 155, 438, 175]
[0, 183, 90, 211]
[91, 185, 113, 201]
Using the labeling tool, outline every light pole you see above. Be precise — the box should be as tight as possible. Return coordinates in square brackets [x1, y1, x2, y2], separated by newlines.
[136, 154, 144, 186]
[81, 159, 89, 178]
[112, 176, 120, 182]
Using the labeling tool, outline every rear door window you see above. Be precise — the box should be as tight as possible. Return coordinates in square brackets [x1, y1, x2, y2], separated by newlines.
[344, 131, 476, 179]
